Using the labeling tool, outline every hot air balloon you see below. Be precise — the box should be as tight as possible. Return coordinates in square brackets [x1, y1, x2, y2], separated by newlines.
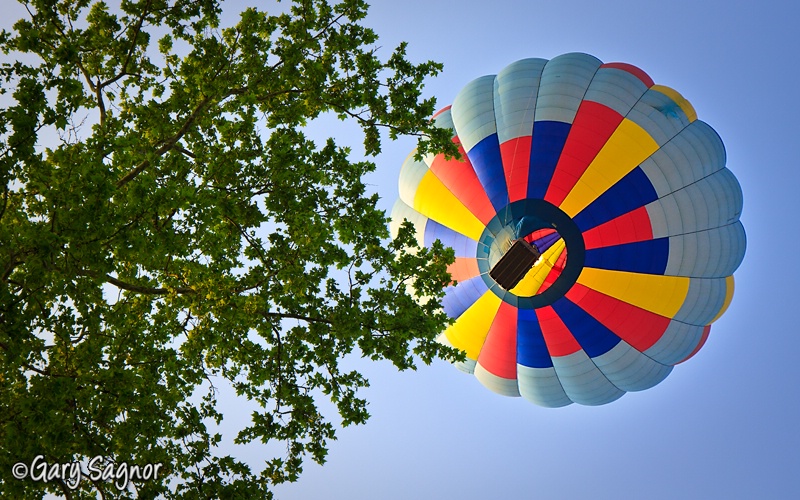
[391, 53, 745, 407]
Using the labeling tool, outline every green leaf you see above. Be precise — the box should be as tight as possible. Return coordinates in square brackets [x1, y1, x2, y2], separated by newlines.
[0, 0, 454, 498]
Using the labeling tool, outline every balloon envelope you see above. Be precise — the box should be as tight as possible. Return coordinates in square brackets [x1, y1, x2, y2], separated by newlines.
[391, 53, 745, 407]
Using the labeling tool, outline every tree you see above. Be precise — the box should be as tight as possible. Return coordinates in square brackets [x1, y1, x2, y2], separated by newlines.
[0, 0, 460, 497]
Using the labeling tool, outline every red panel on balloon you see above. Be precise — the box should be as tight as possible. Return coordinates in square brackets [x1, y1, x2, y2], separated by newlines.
[524, 228, 557, 244]
[678, 325, 711, 364]
[537, 249, 568, 295]
[536, 305, 581, 356]
[432, 105, 452, 119]
[429, 138, 496, 225]
[600, 62, 655, 88]
[545, 101, 624, 207]
[565, 283, 670, 351]
[582, 206, 654, 250]
[477, 301, 518, 379]
[500, 136, 532, 203]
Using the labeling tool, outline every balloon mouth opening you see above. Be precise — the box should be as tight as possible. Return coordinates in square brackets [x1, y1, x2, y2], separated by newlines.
[489, 238, 542, 290]
[487, 227, 570, 295]
[478, 200, 585, 309]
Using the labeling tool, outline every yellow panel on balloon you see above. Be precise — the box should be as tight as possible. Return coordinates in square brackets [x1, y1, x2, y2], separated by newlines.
[443, 290, 502, 359]
[414, 170, 486, 241]
[559, 118, 659, 217]
[577, 267, 690, 318]
[510, 239, 566, 297]
[710, 275, 735, 323]
[651, 84, 698, 123]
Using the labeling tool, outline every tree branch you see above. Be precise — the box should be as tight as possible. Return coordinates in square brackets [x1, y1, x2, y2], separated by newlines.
[263, 312, 332, 325]
[175, 145, 196, 159]
[116, 95, 213, 188]
[0, 186, 7, 222]
[320, 99, 426, 138]
[103, 273, 195, 295]
[96, 79, 106, 124]
[99, 0, 153, 89]
[0, 341, 65, 378]
[2, 253, 27, 282]
[112, 7, 346, 190]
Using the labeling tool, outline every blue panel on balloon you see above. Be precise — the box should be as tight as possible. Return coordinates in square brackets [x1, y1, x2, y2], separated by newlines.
[534, 232, 561, 252]
[517, 308, 553, 368]
[527, 121, 571, 200]
[572, 167, 658, 232]
[551, 297, 621, 358]
[424, 220, 478, 258]
[584, 238, 669, 274]
[467, 134, 508, 213]
[441, 276, 489, 319]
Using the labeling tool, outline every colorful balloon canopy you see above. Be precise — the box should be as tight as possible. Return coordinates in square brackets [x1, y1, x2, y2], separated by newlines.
[390, 53, 745, 407]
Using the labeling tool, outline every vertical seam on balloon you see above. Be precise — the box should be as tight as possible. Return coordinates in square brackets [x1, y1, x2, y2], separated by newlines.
[498, 61, 542, 221]
[565, 286, 674, 371]
[466, 291, 503, 361]
[556, 295, 631, 398]
[571, 84, 699, 214]
[524, 57, 546, 204]
[650, 165, 735, 209]
[455, 80, 509, 221]
[489, 71, 511, 230]
[543, 59, 604, 205]
[668, 279, 730, 328]
[645, 320, 708, 365]
[647, 170, 742, 241]
[484, 73, 515, 231]
[474, 301, 517, 387]
[640, 122, 727, 200]
[560, 71, 701, 219]
[416, 113, 491, 238]
[566, 91, 720, 307]
[555, 75, 654, 213]
[529, 306, 573, 404]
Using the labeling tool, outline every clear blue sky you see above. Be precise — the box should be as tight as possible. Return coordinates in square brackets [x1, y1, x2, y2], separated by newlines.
[6, 0, 796, 498]
[273, 1, 799, 499]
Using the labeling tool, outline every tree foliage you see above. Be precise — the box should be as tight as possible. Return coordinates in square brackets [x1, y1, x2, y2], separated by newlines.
[0, 0, 459, 497]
